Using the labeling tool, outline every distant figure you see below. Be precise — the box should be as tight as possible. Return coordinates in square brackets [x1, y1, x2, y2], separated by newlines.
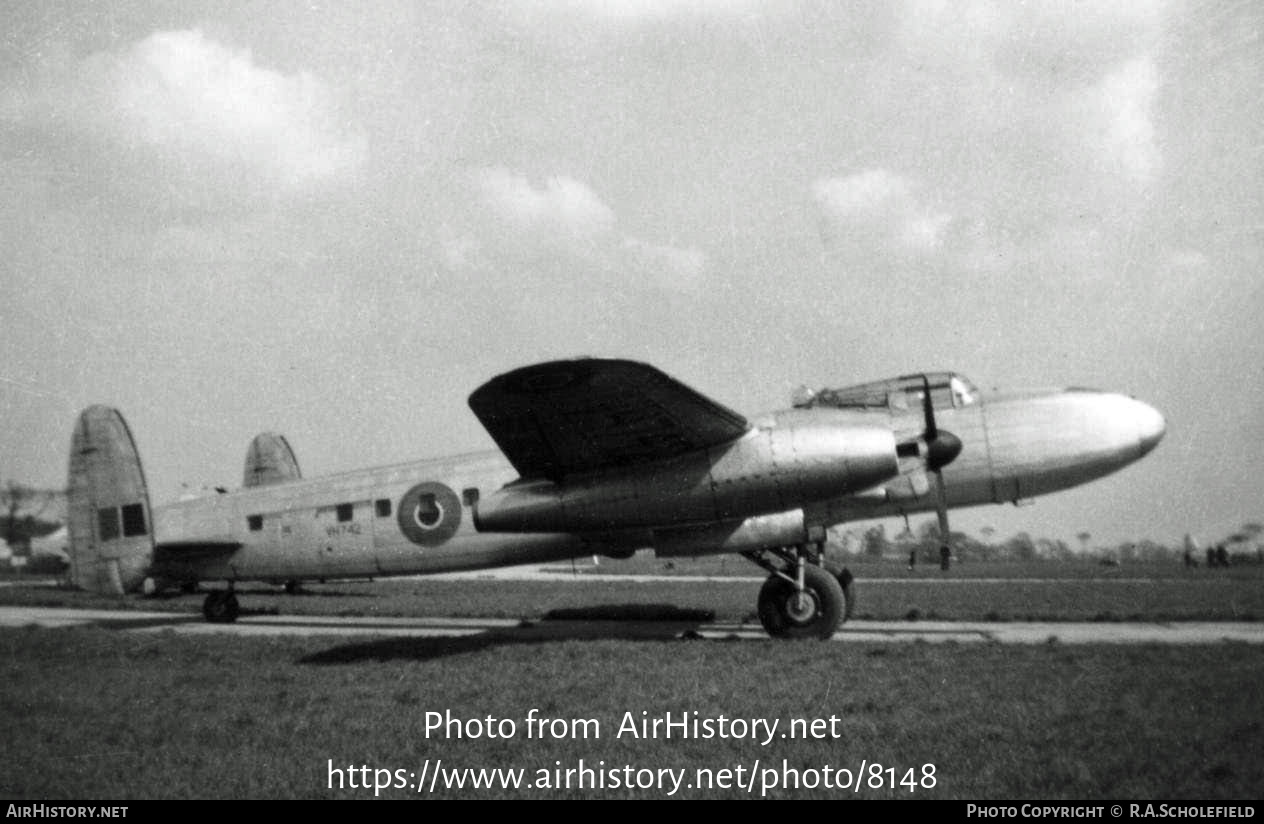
[908, 550, 916, 571]
[1206, 547, 1217, 568]
[1183, 548, 1193, 568]
[940, 545, 950, 571]
[1217, 545, 1229, 568]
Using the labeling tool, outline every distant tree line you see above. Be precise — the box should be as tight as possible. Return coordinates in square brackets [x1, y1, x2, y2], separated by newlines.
[831, 519, 1264, 565]
[1, 482, 64, 557]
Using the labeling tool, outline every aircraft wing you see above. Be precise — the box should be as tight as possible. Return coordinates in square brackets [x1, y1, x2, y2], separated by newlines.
[469, 358, 749, 481]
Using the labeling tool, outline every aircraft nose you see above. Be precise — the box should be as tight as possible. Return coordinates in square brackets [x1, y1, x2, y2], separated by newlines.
[1135, 399, 1165, 456]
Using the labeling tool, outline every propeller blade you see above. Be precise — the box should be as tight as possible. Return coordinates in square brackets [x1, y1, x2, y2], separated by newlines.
[933, 468, 952, 570]
[917, 377, 957, 569]
[934, 470, 950, 537]
[921, 375, 937, 441]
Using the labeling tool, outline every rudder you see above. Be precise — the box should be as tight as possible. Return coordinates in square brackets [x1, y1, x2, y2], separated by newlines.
[67, 406, 155, 594]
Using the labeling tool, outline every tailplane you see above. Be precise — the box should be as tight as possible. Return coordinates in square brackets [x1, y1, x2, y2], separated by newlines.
[66, 406, 154, 594]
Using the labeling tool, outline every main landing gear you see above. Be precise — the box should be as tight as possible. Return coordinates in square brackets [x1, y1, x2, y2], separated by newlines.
[202, 588, 240, 623]
[743, 545, 853, 640]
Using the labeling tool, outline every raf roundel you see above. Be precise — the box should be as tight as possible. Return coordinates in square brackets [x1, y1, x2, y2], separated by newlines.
[397, 482, 462, 547]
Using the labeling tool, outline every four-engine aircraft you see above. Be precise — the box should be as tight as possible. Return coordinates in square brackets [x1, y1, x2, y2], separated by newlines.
[66, 358, 1165, 639]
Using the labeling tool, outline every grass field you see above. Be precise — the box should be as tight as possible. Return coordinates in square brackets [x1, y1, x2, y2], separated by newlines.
[2, 627, 1260, 800]
[4, 560, 1261, 800]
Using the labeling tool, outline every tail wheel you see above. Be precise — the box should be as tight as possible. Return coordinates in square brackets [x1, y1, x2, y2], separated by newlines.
[757, 565, 845, 640]
[202, 591, 240, 623]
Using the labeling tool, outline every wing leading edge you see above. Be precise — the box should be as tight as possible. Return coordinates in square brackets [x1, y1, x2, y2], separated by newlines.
[469, 358, 749, 481]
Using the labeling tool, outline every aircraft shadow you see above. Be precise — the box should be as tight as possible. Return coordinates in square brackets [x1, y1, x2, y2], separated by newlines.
[543, 604, 715, 622]
[300, 605, 731, 664]
[188, 586, 370, 599]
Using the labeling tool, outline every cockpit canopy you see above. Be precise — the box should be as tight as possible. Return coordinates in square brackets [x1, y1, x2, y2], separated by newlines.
[792, 372, 979, 412]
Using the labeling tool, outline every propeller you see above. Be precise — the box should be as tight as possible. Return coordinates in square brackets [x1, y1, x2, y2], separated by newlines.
[899, 376, 962, 569]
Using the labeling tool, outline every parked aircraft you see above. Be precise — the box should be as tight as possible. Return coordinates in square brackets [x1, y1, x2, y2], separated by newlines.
[66, 358, 1164, 639]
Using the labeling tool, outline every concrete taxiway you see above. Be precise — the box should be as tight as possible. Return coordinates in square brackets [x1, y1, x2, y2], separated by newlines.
[2, 605, 1261, 644]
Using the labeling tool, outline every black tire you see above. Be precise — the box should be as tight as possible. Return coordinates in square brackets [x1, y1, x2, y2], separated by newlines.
[202, 591, 240, 623]
[837, 567, 855, 622]
[757, 565, 845, 640]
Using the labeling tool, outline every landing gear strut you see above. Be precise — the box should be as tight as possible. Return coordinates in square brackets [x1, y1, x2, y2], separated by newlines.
[202, 588, 240, 623]
[744, 545, 852, 639]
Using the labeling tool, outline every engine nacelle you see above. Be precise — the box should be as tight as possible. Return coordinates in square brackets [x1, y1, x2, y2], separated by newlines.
[653, 510, 808, 558]
[474, 413, 897, 533]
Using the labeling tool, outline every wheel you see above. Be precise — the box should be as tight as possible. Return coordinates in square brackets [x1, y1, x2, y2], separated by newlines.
[757, 565, 845, 640]
[821, 561, 856, 622]
[202, 591, 240, 623]
[836, 566, 855, 622]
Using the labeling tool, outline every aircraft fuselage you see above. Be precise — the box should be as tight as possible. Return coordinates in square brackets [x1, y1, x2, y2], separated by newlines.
[144, 385, 1163, 589]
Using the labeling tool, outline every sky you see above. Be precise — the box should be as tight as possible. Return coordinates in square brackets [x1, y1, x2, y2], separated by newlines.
[1, 0, 1260, 549]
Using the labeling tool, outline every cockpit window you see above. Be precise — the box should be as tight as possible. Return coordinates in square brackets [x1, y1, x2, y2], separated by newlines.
[950, 375, 978, 407]
[793, 372, 978, 411]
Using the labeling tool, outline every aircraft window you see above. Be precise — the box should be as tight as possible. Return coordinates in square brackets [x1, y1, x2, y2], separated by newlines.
[462, 487, 480, 506]
[336, 503, 354, 522]
[121, 503, 147, 537]
[247, 515, 263, 532]
[375, 499, 391, 518]
[813, 388, 890, 410]
[950, 375, 978, 406]
[898, 384, 953, 412]
[97, 507, 120, 541]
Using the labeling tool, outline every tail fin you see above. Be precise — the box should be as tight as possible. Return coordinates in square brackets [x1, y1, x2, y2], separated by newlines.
[242, 432, 301, 488]
[66, 406, 155, 594]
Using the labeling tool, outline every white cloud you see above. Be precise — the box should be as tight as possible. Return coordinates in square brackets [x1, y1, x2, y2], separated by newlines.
[894, 1, 1165, 188]
[513, 0, 763, 23]
[814, 169, 953, 252]
[813, 169, 913, 220]
[4, 29, 365, 200]
[1095, 56, 1160, 183]
[623, 237, 707, 292]
[900, 213, 955, 251]
[108, 30, 364, 187]
[901, 0, 1163, 78]
[452, 166, 707, 290]
[1165, 248, 1208, 271]
[474, 168, 616, 240]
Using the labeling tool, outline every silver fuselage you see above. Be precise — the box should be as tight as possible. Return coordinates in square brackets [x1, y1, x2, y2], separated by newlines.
[147, 386, 1164, 587]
